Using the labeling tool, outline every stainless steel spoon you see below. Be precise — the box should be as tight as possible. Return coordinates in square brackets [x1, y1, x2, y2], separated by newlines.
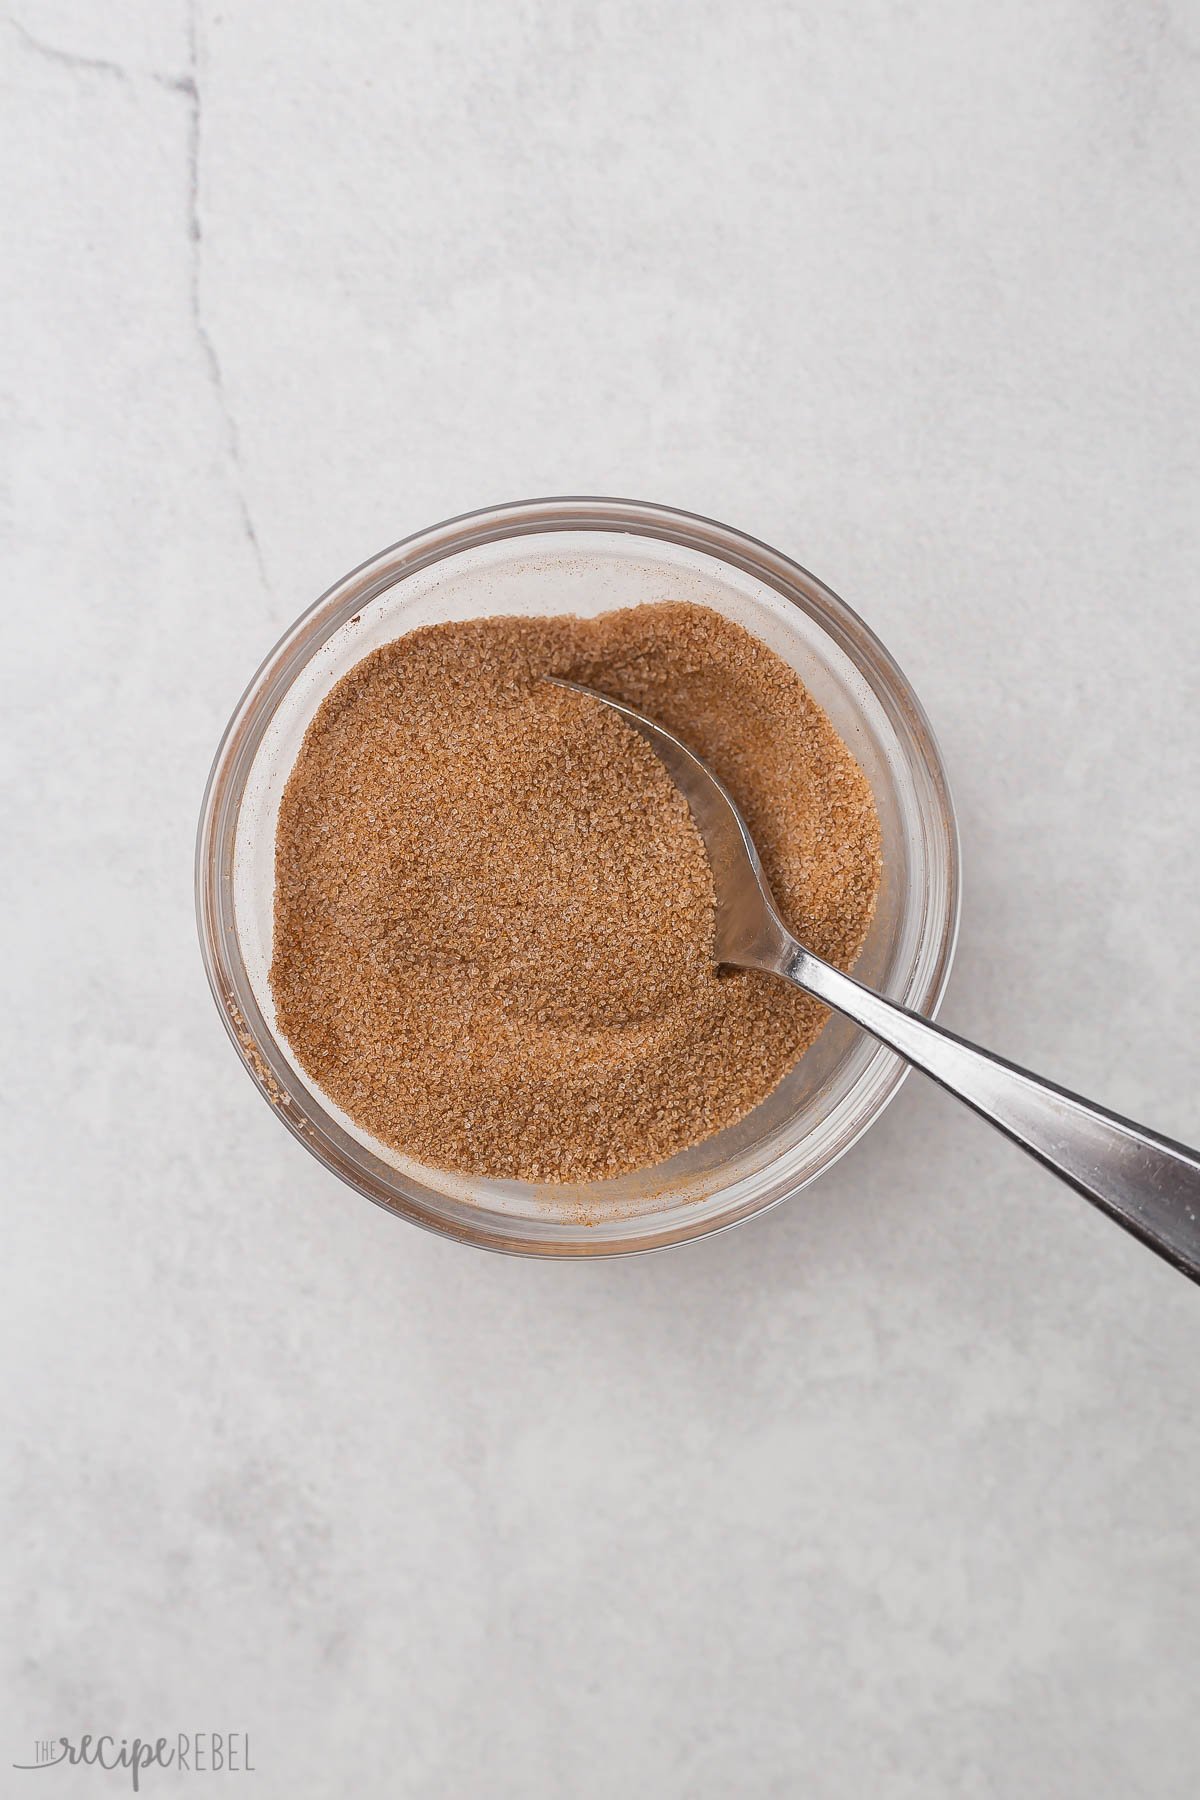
[550, 677, 1200, 1283]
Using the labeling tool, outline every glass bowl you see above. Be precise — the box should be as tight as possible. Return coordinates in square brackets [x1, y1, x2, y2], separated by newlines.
[196, 498, 960, 1256]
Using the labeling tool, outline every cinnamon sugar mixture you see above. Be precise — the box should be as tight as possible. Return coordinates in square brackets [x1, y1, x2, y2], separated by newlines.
[271, 603, 881, 1182]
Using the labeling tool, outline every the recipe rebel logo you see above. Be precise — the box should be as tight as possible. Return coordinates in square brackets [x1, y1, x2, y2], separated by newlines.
[13, 1732, 254, 1789]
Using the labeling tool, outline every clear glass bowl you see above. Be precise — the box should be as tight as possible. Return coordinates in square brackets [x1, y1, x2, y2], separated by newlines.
[196, 498, 960, 1256]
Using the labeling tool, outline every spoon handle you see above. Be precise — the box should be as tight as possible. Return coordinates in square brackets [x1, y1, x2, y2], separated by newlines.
[784, 944, 1200, 1283]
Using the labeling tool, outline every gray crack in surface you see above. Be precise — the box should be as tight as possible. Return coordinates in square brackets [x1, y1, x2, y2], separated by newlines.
[10, 4, 271, 596]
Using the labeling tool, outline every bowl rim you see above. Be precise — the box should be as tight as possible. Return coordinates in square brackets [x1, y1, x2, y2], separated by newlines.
[196, 495, 961, 1257]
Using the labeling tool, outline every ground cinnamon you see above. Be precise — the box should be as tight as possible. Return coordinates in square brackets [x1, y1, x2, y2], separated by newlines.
[271, 603, 881, 1181]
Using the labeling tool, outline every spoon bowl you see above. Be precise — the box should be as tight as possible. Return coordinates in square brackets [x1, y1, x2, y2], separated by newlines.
[547, 676, 792, 972]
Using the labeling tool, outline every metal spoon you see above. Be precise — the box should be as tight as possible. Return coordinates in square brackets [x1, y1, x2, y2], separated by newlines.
[549, 677, 1200, 1283]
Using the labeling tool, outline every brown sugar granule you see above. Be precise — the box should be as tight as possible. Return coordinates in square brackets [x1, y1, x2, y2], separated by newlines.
[270, 603, 881, 1182]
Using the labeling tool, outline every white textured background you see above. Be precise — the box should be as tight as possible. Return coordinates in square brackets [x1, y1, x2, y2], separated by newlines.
[4, 2, 1200, 1795]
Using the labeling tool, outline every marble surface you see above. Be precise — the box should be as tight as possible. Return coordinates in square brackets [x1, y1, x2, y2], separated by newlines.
[4, 1, 1200, 1794]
